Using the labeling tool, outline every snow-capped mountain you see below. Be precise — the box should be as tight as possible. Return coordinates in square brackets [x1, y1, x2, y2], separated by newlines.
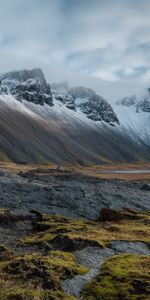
[0, 68, 150, 164]
[51, 82, 76, 111]
[0, 70, 118, 125]
[116, 88, 150, 113]
[114, 88, 150, 146]
[51, 83, 119, 125]
[0, 68, 53, 106]
[68, 87, 119, 124]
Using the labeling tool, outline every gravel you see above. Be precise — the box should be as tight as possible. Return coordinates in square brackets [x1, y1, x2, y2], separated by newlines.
[62, 241, 150, 298]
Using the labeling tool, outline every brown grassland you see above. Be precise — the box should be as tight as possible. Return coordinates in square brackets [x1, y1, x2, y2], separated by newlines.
[1, 161, 150, 180]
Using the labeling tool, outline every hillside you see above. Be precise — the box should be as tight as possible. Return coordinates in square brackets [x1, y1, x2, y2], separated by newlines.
[0, 68, 150, 164]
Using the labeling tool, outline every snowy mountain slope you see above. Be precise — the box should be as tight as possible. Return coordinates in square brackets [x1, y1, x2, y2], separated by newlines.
[0, 68, 150, 164]
[0, 94, 101, 164]
[117, 87, 150, 112]
[52, 84, 119, 124]
[0, 92, 149, 164]
[0, 70, 118, 125]
[114, 105, 150, 144]
[115, 87, 150, 146]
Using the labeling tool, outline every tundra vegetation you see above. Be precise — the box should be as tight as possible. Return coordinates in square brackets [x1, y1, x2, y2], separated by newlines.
[0, 208, 149, 299]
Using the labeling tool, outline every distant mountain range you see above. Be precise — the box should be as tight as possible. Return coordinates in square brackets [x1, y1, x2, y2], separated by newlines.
[0, 68, 150, 164]
[117, 88, 150, 112]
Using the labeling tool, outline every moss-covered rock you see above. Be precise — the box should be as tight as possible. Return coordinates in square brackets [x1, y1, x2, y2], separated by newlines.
[83, 254, 150, 300]
[22, 210, 150, 249]
[0, 208, 150, 299]
[0, 244, 14, 261]
[0, 250, 87, 300]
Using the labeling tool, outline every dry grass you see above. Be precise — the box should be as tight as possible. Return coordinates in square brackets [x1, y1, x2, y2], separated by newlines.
[0, 161, 55, 174]
[1, 161, 150, 181]
[76, 162, 150, 181]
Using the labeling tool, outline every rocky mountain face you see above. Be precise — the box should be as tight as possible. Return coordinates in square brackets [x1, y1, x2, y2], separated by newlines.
[137, 92, 150, 112]
[68, 87, 119, 124]
[0, 69, 119, 125]
[0, 68, 53, 106]
[52, 84, 119, 125]
[51, 81, 76, 110]
[0, 68, 150, 164]
[117, 88, 150, 113]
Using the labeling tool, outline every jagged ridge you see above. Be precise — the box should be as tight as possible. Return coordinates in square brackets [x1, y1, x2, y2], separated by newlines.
[0, 68, 150, 164]
[116, 88, 150, 113]
[52, 84, 119, 125]
[0, 68, 53, 106]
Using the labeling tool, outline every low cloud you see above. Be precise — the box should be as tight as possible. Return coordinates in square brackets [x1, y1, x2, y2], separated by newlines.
[0, 0, 149, 100]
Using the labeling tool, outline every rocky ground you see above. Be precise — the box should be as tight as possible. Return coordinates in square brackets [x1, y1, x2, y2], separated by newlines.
[0, 168, 149, 299]
[0, 168, 150, 219]
[0, 208, 149, 299]
[62, 242, 150, 298]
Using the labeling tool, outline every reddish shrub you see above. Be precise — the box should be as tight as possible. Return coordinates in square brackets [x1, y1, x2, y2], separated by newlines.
[99, 208, 123, 222]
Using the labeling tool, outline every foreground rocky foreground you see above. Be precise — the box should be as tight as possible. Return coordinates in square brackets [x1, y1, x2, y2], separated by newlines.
[0, 167, 150, 219]
[0, 167, 149, 299]
[0, 208, 149, 300]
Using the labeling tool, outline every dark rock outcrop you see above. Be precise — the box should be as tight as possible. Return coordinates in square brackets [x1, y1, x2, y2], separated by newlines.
[80, 94, 119, 124]
[55, 94, 76, 111]
[140, 183, 150, 191]
[52, 84, 119, 124]
[137, 99, 150, 112]
[0, 68, 53, 106]
[49, 235, 101, 252]
[68, 86, 119, 125]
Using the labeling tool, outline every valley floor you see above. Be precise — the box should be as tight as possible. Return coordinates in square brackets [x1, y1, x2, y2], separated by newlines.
[1, 161, 150, 180]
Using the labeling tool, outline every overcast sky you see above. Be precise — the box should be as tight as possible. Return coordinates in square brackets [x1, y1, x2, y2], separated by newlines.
[0, 0, 150, 101]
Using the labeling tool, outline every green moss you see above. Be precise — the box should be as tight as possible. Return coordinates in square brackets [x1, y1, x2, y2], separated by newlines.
[47, 250, 88, 277]
[0, 209, 150, 299]
[83, 254, 150, 300]
[21, 210, 150, 248]
[0, 287, 78, 300]
[0, 244, 14, 261]
[0, 250, 87, 300]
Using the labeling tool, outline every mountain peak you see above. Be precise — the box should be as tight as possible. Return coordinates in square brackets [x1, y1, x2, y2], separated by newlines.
[52, 84, 119, 125]
[0, 68, 44, 81]
[0, 68, 53, 106]
[116, 87, 150, 113]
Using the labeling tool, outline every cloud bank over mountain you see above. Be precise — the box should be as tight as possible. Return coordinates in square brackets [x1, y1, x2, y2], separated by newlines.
[0, 0, 150, 100]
